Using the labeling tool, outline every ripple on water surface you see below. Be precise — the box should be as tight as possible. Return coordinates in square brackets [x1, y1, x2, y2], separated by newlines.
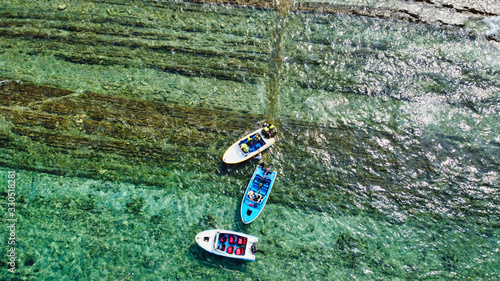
[0, 0, 499, 280]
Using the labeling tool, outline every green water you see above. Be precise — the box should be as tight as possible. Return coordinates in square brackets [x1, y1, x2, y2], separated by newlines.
[1, 0, 499, 280]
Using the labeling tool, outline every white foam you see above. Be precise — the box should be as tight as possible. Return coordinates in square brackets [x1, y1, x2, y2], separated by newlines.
[483, 16, 500, 36]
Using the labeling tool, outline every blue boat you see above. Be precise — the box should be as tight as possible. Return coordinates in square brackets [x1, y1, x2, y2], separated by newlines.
[241, 164, 276, 224]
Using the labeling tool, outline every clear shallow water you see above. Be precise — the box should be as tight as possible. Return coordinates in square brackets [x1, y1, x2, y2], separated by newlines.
[0, 0, 499, 280]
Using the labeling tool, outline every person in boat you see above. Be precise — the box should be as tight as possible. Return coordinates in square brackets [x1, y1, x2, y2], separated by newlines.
[259, 163, 272, 174]
[254, 133, 261, 142]
[258, 173, 271, 188]
[261, 123, 276, 138]
[247, 190, 262, 202]
[257, 163, 272, 188]
[248, 190, 256, 200]
[240, 142, 249, 153]
[254, 193, 263, 203]
[247, 136, 254, 147]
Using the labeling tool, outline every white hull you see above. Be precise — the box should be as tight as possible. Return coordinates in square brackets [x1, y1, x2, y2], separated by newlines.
[195, 229, 259, 261]
[222, 128, 275, 164]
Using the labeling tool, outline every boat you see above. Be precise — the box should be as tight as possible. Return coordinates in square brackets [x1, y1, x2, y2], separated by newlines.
[222, 127, 276, 164]
[195, 229, 260, 261]
[241, 164, 276, 224]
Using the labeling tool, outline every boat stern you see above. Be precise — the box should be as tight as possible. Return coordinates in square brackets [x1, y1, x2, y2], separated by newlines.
[241, 203, 259, 224]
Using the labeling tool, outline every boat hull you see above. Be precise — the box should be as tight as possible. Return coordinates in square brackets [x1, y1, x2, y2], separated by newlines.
[222, 128, 275, 164]
[241, 165, 276, 224]
[195, 229, 259, 261]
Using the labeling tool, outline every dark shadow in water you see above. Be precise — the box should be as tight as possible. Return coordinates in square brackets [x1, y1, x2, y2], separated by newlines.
[233, 203, 248, 235]
[265, 0, 290, 122]
[217, 162, 248, 176]
[191, 243, 251, 272]
[216, 158, 263, 176]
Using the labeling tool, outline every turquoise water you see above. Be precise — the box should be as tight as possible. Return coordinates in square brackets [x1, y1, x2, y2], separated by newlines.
[1, 0, 499, 280]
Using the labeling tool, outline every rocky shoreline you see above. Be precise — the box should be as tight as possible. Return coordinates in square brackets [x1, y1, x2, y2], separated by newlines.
[185, 0, 500, 41]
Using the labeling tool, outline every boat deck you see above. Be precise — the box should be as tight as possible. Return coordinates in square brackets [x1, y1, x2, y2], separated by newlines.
[239, 133, 266, 154]
[216, 233, 248, 256]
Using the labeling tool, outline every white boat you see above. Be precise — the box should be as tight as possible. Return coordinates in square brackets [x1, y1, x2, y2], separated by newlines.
[195, 229, 260, 261]
[222, 128, 276, 164]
